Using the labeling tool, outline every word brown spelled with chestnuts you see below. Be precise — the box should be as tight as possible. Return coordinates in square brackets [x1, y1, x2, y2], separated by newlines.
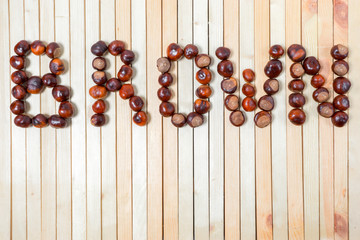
[10, 40, 72, 129]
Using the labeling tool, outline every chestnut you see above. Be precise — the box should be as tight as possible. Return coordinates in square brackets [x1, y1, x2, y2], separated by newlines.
[303, 56, 320, 75]
[287, 44, 306, 62]
[27, 76, 43, 94]
[242, 69, 255, 82]
[331, 44, 348, 60]
[254, 111, 272, 128]
[215, 47, 230, 60]
[133, 111, 147, 126]
[14, 115, 32, 128]
[333, 95, 349, 111]
[105, 78, 122, 92]
[92, 71, 107, 85]
[167, 43, 183, 61]
[242, 97, 257, 112]
[288, 108, 306, 125]
[242, 83, 256, 97]
[184, 44, 199, 59]
[332, 60, 349, 76]
[46, 42, 61, 58]
[156, 57, 171, 73]
[121, 50, 135, 65]
[118, 65, 133, 82]
[264, 59, 282, 78]
[49, 115, 67, 128]
[108, 40, 125, 56]
[288, 93, 306, 108]
[157, 87, 172, 101]
[224, 95, 239, 111]
[313, 87, 330, 103]
[52, 85, 70, 102]
[30, 40, 46, 55]
[331, 111, 348, 127]
[196, 68, 212, 84]
[258, 95, 275, 111]
[317, 102, 335, 118]
[311, 74, 325, 88]
[32, 114, 48, 128]
[89, 85, 107, 99]
[333, 77, 351, 94]
[92, 99, 106, 114]
[269, 45, 284, 59]
[217, 60, 233, 77]
[290, 62, 305, 78]
[195, 54, 211, 68]
[10, 100, 25, 115]
[129, 96, 144, 112]
[158, 73, 173, 87]
[171, 113, 186, 127]
[11, 70, 28, 84]
[288, 79, 305, 92]
[14, 40, 30, 56]
[263, 79, 279, 95]
[58, 101, 74, 118]
[10, 55, 25, 70]
[12, 85, 27, 100]
[187, 112, 204, 128]
[119, 84, 134, 99]
[194, 99, 210, 114]
[229, 110, 245, 127]
[42, 73, 57, 87]
[92, 57, 107, 70]
[221, 77, 237, 94]
[196, 85, 212, 99]
[91, 113, 106, 127]
[91, 41, 107, 56]
[159, 102, 175, 117]
[49, 58, 65, 75]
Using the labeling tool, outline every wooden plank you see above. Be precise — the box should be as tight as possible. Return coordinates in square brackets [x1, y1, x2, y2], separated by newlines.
[301, 0, 320, 239]
[285, 0, 304, 239]
[255, 0, 273, 239]
[333, 1, 349, 239]
[318, 0, 334, 238]
[224, 0, 240, 239]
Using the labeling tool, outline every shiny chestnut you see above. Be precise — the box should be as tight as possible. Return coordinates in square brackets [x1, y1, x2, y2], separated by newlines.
[14, 40, 30, 56]
[242, 83, 256, 97]
[303, 56, 320, 75]
[49, 58, 65, 75]
[317, 102, 335, 118]
[158, 73, 173, 87]
[217, 60, 233, 77]
[269, 45, 284, 59]
[118, 65, 133, 82]
[89, 85, 107, 99]
[42, 73, 57, 87]
[258, 95, 275, 111]
[159, 102, 175, 117]
[196, 85, 212, 99]
[333, 95, 349, 111]
[92, 71, 107, 85]
[187, 112, 204, 128]
[30, 40, 46, 55]
[14, 115, 32, 128]
[288, 79, 305, 92]
[10, 100, 25, 115]
[215, 47, 231, 60]
[121, 50, 135, 65]
[263, 79, 279, 95]
[11, 70, 28, 84]
[242, 97, 257, 112]
[288, 93, 306, 108]
[333, 77, 351, 94]
[119, 84, 134, 99]
[288, 108, 306, 125]
[32, 114, 48, 128]
[129, 96, 144, 112]
[91, 113, 106, 127]
[287, 44, 306, 62]
[27, 76, 43, 94]
[92, 99, 106, 114]
[313, 87, 330, 103]
[91, 41, 107, 56]
[46, 42, 61, 58]
[12, 85, 27, 100]
[196, 68, 212, 84]
[157, 87, 172, 101]
[49, 115, 67, 128]
[52, 85, 70, 102]
[58, 101, 74, 118]
[194, 99, 210, 114]
[311, 74, 325, 88]
[133, 111, 147, 126]
[106, 78, 122, 92]
[167, 43, 183, 61]
[264, 59, 282, 78]
[242, 69, 255, 82]
[331, 44, 348, 60]
[10, 55, 25, 70]
[184, 44, 199, 59]
[331, 111, 348, 127]
[108, 40, 125, 56]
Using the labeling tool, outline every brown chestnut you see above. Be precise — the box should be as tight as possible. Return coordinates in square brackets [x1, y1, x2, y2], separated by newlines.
[264, 59, 282, 78]
[171, 113, 187, 127]
[11, 70, 28, 84]
[288, 93, 306, 108]
[10, 100, 25, 115]
[49, 58, 65, 75]
[258, 95, 275, 111]
[224, 95, 239, 111]
[10, 55, 25, 70]
[91, 41, 107, 56]
[333, 77, 351, 94]
[12, 85, 27, 100]
[254, 111, 272, 128]
[317, 102, 335, 118]
[184, 44, 199, 59]
[311, 74, 325, 88]
[92, 99, 106, 114]
[242, 83, 256, 97]
[89, 85, 107, 99]
[58, 101, 74, 118]
[108, 40, 125, 56]
[242, 69, 255, 82]
[32, 114, 48, 128]
[158, 73, 173, 87]
[46, 42, 61, 58]
[156, 57, 171, 73]
[196, 85, 212, 99]
[269, 45, 284, 59]
[92, 71, 107, 85]
[118, 65, 133, 82]
[242, 97, 257, 112]
[119, 84, 134, 99]
[167, 43, 183, 61]
[288, 79, 305, 92]
[332, 60, 349, 76]
[27, 76, 43, 94]
[263, 79, 279, 95]
[157, 87, 172, 101]
[194, 99, 210, 114]
[217, 60, 233, 77]
[290, 62, 305, 78]
[30, 40, 46, 55]
[91, 113, 106, 127]
[49, 115, 67, 128]
[14, 40, 30, 56]
[313, 87, 330, 103]
[333, 95, 349, 111]
[196, 68, 212, 84]
[52, 85, 70, 102]
[215, 47, 230, 60]
[105, 78, 122, 92]
[129, 96, 144, 112]
[92, 57, 107, 70]
[42, 73, 57, 87]
[331, 111, 348, 127]
[121, 50, 135, 65]
[331, 44, 348, 60]
[229, 110, 245, 127]
[195, 54, 211, 68]
[303, 56, 320, 75]
[287, 44, 306, 62]
[14, 115, 32, 128]
[133, 111, 147, 126]
[288, 108, 306, 125]
[159, 102, 175, 117]
[187, 112, 204, 128]
[221, 77, 237, 94]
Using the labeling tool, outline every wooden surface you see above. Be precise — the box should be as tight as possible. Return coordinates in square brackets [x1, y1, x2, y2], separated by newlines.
[0, 0, 359, 239]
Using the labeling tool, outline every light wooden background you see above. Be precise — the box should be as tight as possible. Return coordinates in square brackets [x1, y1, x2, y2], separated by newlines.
[0, 0, 359, 239]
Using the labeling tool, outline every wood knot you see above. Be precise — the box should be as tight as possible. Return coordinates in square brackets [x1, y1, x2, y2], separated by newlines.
[334, 213, 348, 238]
